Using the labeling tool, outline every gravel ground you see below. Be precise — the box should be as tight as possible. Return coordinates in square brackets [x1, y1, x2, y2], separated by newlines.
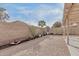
[0, 35, 70, 56]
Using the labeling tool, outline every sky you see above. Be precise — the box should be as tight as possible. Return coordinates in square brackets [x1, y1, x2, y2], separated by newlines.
[0, 3, 64, 27]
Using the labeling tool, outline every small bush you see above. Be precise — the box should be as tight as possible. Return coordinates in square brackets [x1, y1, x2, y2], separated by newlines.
[53, 21, 62, 28]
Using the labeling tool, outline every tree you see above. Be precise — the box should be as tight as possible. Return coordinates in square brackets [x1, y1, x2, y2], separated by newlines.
[3, 12, 9, 20]
[38, 20, 46, 27]
[45, 26, 50, 32]
[53, 21, 61, 28]
[0, 7, 9, 21]
[0, 8, 5, 20]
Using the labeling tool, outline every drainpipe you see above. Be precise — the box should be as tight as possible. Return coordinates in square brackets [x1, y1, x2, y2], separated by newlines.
[66, 3, 74, 44]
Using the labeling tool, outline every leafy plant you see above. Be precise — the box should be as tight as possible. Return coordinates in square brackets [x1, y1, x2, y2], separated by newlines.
[38, 20, 46, 27]
[0, 7, 9, 21]
[53, 21, 61, 28]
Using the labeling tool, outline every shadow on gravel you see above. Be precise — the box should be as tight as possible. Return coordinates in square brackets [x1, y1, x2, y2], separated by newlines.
[0, 35, 46, 50]
[0, 44, 14, 50]
[0, 38, 33, 50]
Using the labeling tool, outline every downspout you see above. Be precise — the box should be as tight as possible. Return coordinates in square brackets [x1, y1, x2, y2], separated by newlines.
[66, 3, 74, 44]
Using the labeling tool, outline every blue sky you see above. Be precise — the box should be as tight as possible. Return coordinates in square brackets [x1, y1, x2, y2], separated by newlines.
[0, 3, 64, 27]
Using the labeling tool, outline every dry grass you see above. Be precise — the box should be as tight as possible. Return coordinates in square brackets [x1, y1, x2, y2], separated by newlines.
[0, 21, 33, 46]
[50, 27, 63, 35]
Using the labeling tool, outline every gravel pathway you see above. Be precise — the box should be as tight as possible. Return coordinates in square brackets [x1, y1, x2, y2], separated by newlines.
[14, 35, 70, 56]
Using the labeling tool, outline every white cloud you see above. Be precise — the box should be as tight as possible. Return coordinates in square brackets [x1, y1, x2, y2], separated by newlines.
[9, 16, 38, 26]
[16, 4, 63, 26]
[17, 4, 63, 17]
[17, 7, 33, 16]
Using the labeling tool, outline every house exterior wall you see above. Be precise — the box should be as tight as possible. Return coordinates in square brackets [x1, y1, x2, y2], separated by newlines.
[63, 3, 79, 35]
[64, 3, 79, 26]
